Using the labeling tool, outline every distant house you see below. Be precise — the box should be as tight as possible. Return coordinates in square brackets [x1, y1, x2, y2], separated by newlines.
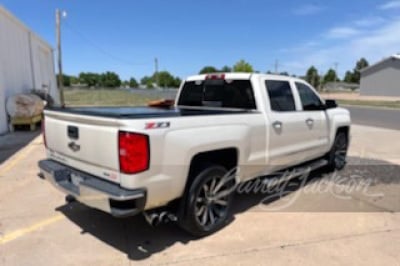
[360, 55, 400, 97]
[0, 6, 59, 134]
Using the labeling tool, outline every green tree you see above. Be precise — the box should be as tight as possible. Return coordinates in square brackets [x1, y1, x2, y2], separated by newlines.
[221, 65, 232, 73]
[323, 68, 338, 84]
[352, 58, 369, 83]
[152, 71, 181, 88]
[121, 80, 129, 87]
[233, 60, 254, 72]
[156, 71, 175, 87]
[57, 74, 71, 87]
[140, 72, 181, 88]
[140, 76, 153, 86]
[343, 71, 353, 83]
[172, 77, 182, 88]
[146, 80, 154, 89]
[305, 66, 320, 89]
[70, 75, 79, 85]
[279, 72, 289, 76]
[99, 71, 121, 88]
[79, 72, 101, 87]
[199, 66, 219, 74]
[129, 77, 139, 88]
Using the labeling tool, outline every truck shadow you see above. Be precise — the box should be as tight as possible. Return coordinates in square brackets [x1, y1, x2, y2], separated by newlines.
[56, 156, 400, 261]
[0, 130, 40, 164]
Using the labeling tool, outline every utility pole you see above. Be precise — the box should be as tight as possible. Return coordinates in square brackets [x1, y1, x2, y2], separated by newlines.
[274, 59, 279, 74]
[311, 70, 316, 90]
[154, 57, 159, 89]
[56, 9, 65, 106]
[334, 62, 338, 91]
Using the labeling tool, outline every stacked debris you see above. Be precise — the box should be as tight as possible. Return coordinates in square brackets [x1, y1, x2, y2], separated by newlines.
[6, 94, 44, 118]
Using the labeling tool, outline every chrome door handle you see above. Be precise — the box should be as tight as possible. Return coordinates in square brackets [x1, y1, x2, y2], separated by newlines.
[272, 121, 282, 129]
[306, 118, 314, 126]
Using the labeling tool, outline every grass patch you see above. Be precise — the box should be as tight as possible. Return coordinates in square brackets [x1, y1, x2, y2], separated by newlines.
[64, 89, 160, 106]
[337, 99, 400, 109]
[322, 90, 358, 94]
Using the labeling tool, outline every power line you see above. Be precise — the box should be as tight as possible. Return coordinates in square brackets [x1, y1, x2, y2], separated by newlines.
[63, 21, 149, 68]
[334, 62, 339, 90]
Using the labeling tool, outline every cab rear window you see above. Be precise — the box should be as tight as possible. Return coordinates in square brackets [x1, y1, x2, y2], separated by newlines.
[177, 80, 256, 109]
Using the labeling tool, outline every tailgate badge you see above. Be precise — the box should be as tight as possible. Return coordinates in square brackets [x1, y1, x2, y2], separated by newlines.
[68, 141, 81, 152]
[145, 122, 170, 130]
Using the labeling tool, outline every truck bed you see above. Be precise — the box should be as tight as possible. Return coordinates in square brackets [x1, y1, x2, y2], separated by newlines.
[46, 106, 255, 119]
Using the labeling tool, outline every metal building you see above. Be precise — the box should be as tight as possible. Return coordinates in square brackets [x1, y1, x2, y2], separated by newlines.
[0, 6, 59, 134]
[360, 55, 400, 97]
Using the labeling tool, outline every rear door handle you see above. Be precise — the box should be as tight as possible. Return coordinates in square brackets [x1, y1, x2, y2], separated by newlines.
[306, 118, 314, 126]
[272, 121, 282, 130]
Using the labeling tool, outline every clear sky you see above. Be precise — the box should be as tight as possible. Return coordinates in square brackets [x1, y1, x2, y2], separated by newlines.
[2, 0, 400, 80]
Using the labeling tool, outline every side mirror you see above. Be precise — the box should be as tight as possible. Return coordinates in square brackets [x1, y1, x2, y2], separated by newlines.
[325, 99, 338, 109]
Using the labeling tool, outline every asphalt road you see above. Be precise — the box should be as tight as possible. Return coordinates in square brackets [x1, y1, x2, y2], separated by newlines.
[345, 106, 400, 130]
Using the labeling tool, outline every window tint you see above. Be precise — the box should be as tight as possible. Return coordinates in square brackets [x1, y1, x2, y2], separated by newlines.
[295, 82, 323, 111]
[265, 80, 296, 112]
[178, 80, 256, 109]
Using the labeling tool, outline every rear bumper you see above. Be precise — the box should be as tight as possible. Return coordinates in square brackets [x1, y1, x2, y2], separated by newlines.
[38, 159, 146, 217]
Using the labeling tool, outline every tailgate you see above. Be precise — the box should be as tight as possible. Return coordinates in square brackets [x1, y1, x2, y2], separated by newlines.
[44, 110, 121, 183]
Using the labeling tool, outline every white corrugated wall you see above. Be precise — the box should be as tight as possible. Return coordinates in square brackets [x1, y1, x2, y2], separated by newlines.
[30, 34, 59, 101]
[0, 6, 58, 134]
[0, 9, 33, 99]
[0, 68, 7, 133]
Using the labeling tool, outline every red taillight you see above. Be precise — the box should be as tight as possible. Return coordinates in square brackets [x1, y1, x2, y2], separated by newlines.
[205, 74, 225, 80]
[41, 117, 47, 148]
[118, 131, 150, 174]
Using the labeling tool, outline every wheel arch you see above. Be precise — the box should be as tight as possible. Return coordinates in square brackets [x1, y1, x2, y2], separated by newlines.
[336, 126, 350, 141]
[183, 147, 239, 192]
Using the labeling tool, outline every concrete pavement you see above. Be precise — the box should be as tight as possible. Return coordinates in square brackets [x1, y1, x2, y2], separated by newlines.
[348, 124, 400, 165]
[0, 124, 399, 265]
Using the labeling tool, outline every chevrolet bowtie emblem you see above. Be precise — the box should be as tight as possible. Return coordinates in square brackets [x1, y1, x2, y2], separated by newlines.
[68, 141, 80, 152]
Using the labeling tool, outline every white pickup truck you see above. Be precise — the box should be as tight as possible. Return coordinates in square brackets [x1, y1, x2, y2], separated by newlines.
[39, 73, 351, 236]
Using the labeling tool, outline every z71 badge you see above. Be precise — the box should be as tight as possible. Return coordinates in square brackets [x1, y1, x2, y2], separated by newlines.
[145, 122, 170, 130]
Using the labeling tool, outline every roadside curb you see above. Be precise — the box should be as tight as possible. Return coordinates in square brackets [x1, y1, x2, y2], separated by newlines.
[341, 104, 400, 111]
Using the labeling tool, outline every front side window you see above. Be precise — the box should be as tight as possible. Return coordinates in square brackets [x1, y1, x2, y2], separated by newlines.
[265, 80, 296, 112]
[295, 82, 323, 111]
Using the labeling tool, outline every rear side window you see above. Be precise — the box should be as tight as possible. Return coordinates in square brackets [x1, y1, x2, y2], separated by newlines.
[178, 80, 256, 109]
[265, 80, 296, 112]
[295, 82, 324, 111]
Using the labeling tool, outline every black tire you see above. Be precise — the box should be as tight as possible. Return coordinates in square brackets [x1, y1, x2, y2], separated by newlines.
[326, 132, 348, 171]
[178, 165, 236, 237]
[65, 194, 76, 204]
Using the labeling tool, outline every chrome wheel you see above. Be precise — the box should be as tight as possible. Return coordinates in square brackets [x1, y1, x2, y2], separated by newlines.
[194, 175, 232, 230]
[179, 165, 235, 236]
